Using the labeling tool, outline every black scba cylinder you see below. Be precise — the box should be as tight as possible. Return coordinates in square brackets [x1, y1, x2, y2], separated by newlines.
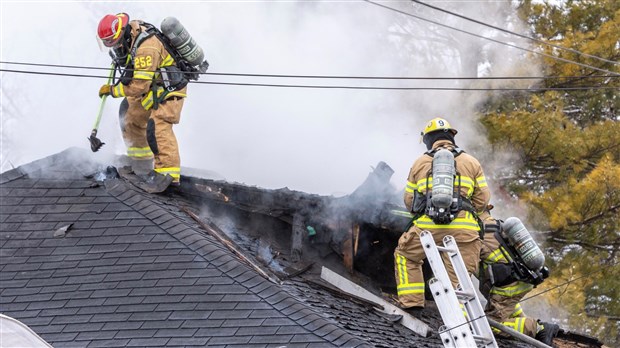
[160, 17, 205, 68]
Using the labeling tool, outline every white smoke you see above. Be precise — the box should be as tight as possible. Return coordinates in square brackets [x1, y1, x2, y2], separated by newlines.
[1, 1, 538, 196]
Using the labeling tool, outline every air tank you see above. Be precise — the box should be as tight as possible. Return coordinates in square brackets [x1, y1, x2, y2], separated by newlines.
[502, 217, 545, 271]
[431, 149, 455, 212]
[160, 17, 205, 67]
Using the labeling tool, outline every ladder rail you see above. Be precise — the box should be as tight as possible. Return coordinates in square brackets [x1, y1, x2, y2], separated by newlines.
[443, 235, 496, 343]
[420, 230, 498, 348]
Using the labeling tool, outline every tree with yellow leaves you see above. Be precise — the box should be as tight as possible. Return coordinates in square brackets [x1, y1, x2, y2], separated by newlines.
[482, 0, 619, 344]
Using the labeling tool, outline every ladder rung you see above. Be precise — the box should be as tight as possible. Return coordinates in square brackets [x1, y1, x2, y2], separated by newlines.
[455, 290, 475, 299]
[473, 334, 495, 343]
[436, 246, 457, 253]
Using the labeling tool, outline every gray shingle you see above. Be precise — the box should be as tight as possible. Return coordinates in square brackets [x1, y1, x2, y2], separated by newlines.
[125, 337, 170, 347]
[127, 218, 154, 226]
[248, 334, 294, 344]
[74, 330, 116, 340]
[62, 322, 106, 333]
[180, 319, 224, 329]
[90, 313, 132, 323]
[167, 337, 209, 346]
[91, 219, 131, 228]
[6, 212, 44, 223]
[208, 336, 252, 345]
[153, 328, 198, 337]
[39, 332, 79, 342]
[194, 327, 238, 337]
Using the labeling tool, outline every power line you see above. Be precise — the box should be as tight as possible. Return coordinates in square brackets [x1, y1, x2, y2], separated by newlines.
[1, 61, 617, 82]
[363, 0, 620, 76]
[410, 0, 620, 66]
[520, 266, 608, 304]
[1, 68, 617, 91]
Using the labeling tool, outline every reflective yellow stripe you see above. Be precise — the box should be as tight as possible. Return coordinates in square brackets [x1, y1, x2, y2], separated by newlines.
[112, 83, 125, 97]
[397, 283, 425, 295]
[457, 177, 474, 187]
[141, 87, 185, 111]
[502, 317, 526, 333]
[395, 254, 424, 296]
[517, 318, 526, 333]
[127, 147, 153, 158]
[141, 88, 165, 110]
[160, 54, 175, 67]
[166, 91, 187, 98]
[154, 167, 180, 181]
[396, 254, 407, 285]
[485, 247, 509, 263]
[415, 213, 480, 231]
[511, 303, 524, 318]
[490, 282, 534, 297]
[405, 181, 416, 193]
[134, 70, 155, 80]
[142, 91, 154, 110]
[476, 175, 488, 188]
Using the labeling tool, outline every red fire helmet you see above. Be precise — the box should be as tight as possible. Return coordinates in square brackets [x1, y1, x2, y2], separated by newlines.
[97, 13, 130, 47]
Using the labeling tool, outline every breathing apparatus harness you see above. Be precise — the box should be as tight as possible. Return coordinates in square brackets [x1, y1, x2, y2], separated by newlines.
[484, 220, 550, 287]
[410, 146, 483, 236]
[109, 21, 204, 96]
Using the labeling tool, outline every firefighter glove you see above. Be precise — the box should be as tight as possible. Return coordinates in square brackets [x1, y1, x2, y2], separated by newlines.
[98, 84, 113, 98]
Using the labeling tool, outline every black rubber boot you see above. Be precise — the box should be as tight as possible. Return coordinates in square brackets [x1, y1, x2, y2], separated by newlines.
[535, 321, 559, 345]
[402, 306, 426, 319]
[136, 171, 174, 194]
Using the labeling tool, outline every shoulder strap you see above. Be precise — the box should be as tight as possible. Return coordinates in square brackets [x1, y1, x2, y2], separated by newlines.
[425, 145, 464, 158]
[130, 24, 156, 61]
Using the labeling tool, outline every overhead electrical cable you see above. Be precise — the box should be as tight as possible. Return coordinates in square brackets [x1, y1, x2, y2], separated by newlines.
[410, 0, 620, 66]
[1, 68, 616, 91]
[363, 0, 620, 76]
[1, 61, 617, 82]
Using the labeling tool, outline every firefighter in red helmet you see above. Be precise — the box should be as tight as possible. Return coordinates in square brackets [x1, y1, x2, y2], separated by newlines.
[96, 13, 187, 192]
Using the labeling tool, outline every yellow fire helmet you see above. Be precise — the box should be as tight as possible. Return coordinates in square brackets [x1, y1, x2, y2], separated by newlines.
[421, 117, 458, 137]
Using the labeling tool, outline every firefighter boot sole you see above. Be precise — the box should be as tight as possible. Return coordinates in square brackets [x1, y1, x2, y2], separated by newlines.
[136, 173, 174, 194]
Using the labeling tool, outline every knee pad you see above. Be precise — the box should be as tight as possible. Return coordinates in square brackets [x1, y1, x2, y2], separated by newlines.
[119, 98, 129, 133]
[147, 119, 159, 155]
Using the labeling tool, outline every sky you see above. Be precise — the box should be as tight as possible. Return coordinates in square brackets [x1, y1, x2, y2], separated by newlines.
[0, 0, 537, 197]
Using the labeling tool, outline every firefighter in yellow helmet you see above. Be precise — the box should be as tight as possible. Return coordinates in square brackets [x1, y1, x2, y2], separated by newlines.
[96, 13, 187, 192]
[479, 210, 559, 345]
[394, 117, 490, 312]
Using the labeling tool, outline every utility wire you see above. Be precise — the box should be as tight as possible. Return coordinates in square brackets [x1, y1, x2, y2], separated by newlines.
[2, 68, 617, 91]
[363, 0, 620, 76]
[1, 61, 618, 82]
[519, 266, 608, 304]
[410, 0, 620, 66]
[441, 263, 614, 337]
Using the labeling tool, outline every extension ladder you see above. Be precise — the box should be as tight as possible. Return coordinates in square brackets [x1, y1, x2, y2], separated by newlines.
[420, 230, 498, 348]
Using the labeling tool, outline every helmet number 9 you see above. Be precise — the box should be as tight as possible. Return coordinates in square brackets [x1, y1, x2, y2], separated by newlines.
[437, 120, 445, 127]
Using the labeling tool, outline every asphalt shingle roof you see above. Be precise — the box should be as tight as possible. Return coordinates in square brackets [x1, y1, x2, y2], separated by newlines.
[0, 149, 371, 347]
[1, 148, 536, 348]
